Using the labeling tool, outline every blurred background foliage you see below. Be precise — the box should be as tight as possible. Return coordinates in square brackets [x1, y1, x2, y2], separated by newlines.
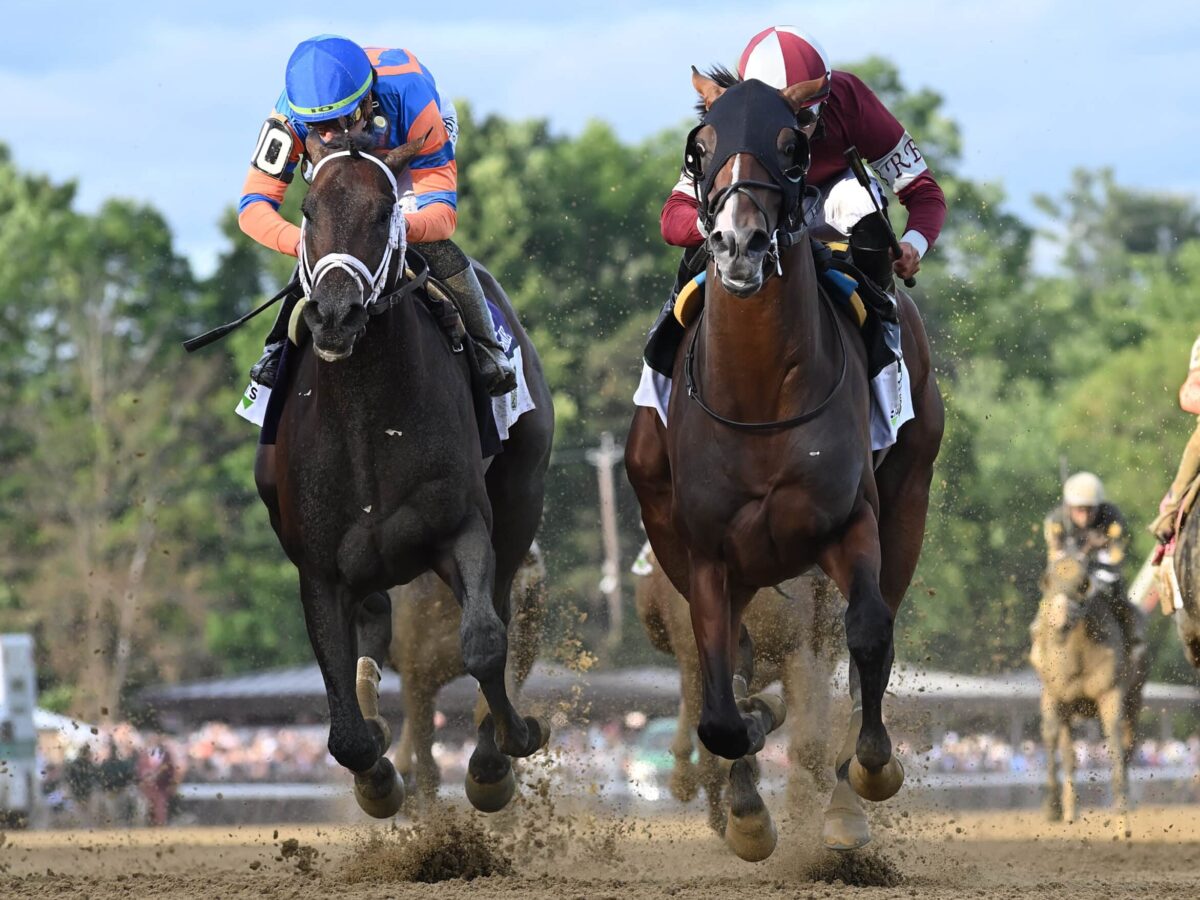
[3, 58, 1199, 721]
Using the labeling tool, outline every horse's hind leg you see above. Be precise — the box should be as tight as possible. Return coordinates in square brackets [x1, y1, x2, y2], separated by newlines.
[1099, 690, 1132, 838]
[824, 660, 871, 850]
[820, 506, 904, 803]
[300, 575, 403, 818]
[439, 511, 547, 812]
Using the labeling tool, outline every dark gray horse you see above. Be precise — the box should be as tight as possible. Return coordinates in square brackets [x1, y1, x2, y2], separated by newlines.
[390, 543, 546, 806]
[254, 131, 554, 817]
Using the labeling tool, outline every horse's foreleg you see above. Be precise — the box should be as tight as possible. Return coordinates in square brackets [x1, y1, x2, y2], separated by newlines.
[440, 512, 546, 812]
[1099, 689, 1132, 838]
[626, 408, 690, 595]
[820, 506, 902, 802]
[300, 573, 403, 818]
[1040, 696, 1063, 821]
[689, 559, 754, 760]
[1059, 720, 1077, 823]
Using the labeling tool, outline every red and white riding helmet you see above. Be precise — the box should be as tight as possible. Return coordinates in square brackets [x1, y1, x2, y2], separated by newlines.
[737, 26, 831, 106]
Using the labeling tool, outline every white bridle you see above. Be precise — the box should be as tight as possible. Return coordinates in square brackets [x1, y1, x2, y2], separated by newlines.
[299, 150, 407, 312]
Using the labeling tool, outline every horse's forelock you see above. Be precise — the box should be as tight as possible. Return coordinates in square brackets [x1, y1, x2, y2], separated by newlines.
[695, 65, 740, 118]
[318, 131, 378, 155]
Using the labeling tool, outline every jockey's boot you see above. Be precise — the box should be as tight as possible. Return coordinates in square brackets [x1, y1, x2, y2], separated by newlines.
[441, 264, 516, 398]
[849, 214, 900, 320]
[444, 265, 517, 397]
[1112, 591, 1148, 671]
[249, 288, 303, 388]
[1150, 424, 1200, 543]
[645, 246, 708, 375]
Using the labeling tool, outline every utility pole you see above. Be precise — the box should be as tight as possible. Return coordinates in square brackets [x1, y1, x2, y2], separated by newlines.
[587, 431, 624, 650]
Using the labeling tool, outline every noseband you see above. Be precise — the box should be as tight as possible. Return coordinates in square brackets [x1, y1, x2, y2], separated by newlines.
[299, 150, 408, 313]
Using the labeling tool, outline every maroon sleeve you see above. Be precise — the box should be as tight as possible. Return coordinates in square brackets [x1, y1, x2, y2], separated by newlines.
[896, 173, 947, 249]
[661, 192, 705, 248]
[839, 72, 947, 250]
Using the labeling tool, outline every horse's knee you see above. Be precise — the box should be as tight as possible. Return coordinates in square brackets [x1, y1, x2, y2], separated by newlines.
[461, 619, 507, 683]
[845, 600, 894, 663]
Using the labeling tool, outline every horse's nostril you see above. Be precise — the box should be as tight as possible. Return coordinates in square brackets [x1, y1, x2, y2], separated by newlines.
[745, 230, 770, 255]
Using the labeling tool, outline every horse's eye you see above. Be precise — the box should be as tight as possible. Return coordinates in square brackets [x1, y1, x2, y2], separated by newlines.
[783, 143, 796, 157]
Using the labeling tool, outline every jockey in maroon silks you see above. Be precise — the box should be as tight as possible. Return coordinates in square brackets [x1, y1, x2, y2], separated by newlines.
[645, 26, 946, 381]
[636, 26, 947, 463]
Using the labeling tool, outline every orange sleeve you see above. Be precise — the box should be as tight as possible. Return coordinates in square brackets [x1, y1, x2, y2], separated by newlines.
[238, 168, 302, 256]
[405, 203, 457, 244]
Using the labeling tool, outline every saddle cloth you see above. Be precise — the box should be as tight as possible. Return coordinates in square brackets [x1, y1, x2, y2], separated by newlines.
[635, 266, 912, 452]
[235, 298, 535, 448]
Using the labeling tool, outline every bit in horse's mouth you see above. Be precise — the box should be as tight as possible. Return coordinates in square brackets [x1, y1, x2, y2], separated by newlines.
[315, 346, 353, 362]
[721, 276, 763, 297]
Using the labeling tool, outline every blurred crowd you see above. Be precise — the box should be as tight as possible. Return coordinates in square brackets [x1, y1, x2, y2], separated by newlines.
[908, 731, 1200, 775]
[36, 717, 1200, 826]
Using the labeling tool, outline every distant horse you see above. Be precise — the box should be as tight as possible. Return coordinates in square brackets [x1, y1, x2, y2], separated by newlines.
[1031, 554, 1146, 838]
[635, 551, 842, 835]
[1168, 504, 1200, 668]
[389, 543, 546, 805]
[625, 71, 943, 860]
[254, 131, 554, 818]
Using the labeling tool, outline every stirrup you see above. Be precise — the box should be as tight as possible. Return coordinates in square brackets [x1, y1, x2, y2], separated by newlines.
[249, 340, 285, 389]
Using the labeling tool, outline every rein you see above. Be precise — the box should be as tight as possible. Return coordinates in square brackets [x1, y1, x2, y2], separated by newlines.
[682, 282, 848, 432]
[300, 150, 409, 314]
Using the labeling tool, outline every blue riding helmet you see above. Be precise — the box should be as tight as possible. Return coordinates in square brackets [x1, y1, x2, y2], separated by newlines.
[285, 35, 374, 123]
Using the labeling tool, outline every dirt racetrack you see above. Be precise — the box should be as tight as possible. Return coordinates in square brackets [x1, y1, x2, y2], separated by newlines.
[2, 802, 1199, 899]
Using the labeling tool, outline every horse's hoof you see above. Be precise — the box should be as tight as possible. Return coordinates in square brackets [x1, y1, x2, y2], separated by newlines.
[528, 715, 552, 752]
[354, 758, 405, 819]
[465, 764, 517, 813]
[823, 780, 871, 851]
[848, 755, 904, 802]
[725, 805, 777, 862]
[724, 758, 776, 862]
[740, 692, 787, 732]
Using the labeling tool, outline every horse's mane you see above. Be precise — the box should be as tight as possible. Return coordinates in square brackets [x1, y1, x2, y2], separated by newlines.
[694, 65, 740, 118]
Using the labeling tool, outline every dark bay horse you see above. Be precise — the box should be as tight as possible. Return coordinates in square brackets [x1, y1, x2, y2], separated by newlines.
[625, 71, 943, 859]
[1031, 554, 1145, 838]
[254, 131, 554, 818]
[636, 551, 842, 836]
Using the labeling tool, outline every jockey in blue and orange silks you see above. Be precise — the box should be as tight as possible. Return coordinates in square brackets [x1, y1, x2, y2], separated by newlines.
[238, 34, 515, 396]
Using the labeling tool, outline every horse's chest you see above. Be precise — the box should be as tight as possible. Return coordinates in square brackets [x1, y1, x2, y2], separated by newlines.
[671, 438, 861, 553]
[284, 453, 471, 587]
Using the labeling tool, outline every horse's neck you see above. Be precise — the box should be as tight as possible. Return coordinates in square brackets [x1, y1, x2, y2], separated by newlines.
[702, 244, 828, 412]
[312, 305, 430, 425]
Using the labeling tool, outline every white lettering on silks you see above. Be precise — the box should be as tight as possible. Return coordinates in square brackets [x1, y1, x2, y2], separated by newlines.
[871, 131, 928, 193]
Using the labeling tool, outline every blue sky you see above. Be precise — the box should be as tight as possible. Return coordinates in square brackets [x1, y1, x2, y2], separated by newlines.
[3, 1, 1198, 275]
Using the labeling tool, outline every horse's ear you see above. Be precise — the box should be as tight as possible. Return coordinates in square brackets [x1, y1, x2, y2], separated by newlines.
[691, 66, 725, 110]
[385, 129, 430, 175]
[781, 75, 828, 113]
[304, 130, 330, 164]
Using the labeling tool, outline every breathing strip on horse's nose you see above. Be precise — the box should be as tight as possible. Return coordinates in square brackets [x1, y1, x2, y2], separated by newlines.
[299, 151, 407, 311]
